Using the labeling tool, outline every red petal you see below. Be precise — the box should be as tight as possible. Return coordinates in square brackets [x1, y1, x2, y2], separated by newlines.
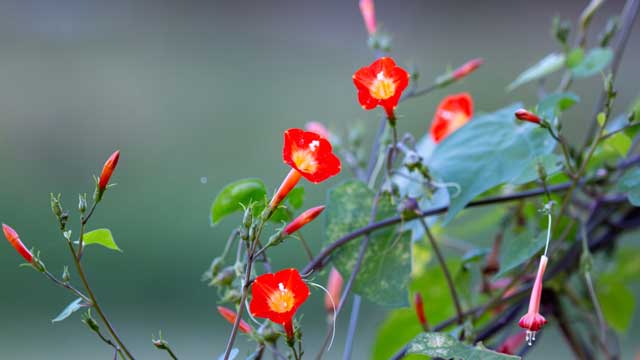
[282, 128, 341, 183]
[430, 93, 474, 143]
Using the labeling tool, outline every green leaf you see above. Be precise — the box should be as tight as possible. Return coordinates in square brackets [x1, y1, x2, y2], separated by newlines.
[597, 112, 607, 127]
[410, 261, 459, 324]
[429, 104, 556, 223]
[571, 47, 613, 78]
[325, 180, 412, 307]
[371, 309, 424, 360]
[566, 48, 585, 68]
[507, 53, 565, 91]
[615, 168, 640, 206]
[537, 92, 580, 119]
[495, 231, 545, 279]
[83, 229, 121, 252]
[52, 298, 85, 323]
[510, 154, 562, 185]
[598, 281, 635, 333]
[603, 131, 631, 156]
[407, 332, 520, 359]
[211, 178, 267, 225]
[287, 187, 305, 209]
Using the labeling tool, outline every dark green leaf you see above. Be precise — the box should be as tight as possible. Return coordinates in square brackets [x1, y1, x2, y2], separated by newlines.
[495, 231, 545, 279]
[407, 332, 520, 359]
[325, 180, 411, 307]
[211, 178, 267, 225]
[287, 187, 305, 209]
[83, 229, 121, 252]
[571, 47, 613, 78]
[615, 169, 640, 206]
[598, 281, 635, 333]
[371, 309, 424, 360]
[52, 298, 84, 323]
[507, 53, 565, 91]
[429, 104, 556, 223]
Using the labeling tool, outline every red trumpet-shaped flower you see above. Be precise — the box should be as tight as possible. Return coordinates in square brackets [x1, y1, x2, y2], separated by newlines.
[452, 58, 484, 80]
[519, 255, 548, 345]
[430, 93, 474, 143]
[325, 267, 343, 315]
[269, 129, 340, 209]
[414, 292, 429, 331]
[515, 109, 542, 124]
[217, 306, 253, 334]
[359, 0, 376, 35]
[2, 224, 33, 263]
[353, 57, 410, 122]
[284, 206, 325, 235]
[96, 150, 120, 201]
[249, 268, 310, 340]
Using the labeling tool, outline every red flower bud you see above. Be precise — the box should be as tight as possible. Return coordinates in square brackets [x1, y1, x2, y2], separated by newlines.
[98, 150, 120, 191]
[515, 109, 541, 124]
[284, 206, 325, 235]
[359, 0, 376, 35]
[217, 306, 253, 334]
[414, 292, 428, 330]
[452, 58, 483, 80]
[325, 267, 343, 314]
[353, 57, 410, 122]
[2, 224, 33, 263]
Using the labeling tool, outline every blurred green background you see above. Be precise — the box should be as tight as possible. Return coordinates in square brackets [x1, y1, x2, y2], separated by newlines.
[0, 0, 639, 358]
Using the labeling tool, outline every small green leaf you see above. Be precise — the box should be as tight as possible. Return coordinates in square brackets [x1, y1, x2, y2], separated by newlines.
[211, 178, 267, 225]
[615, 168, 640, 206]
[83, 229, 121, 252]
[597, 112, 607, 127]
[325, 180, 411, 307]
[566, 48, 585, 68]
[495, 232, 545, 279]
[507, 53, 565, 91]
[603, 131, 631, 156]
[598, 281, 635, 333]
[52, 298, 85, 323]
[571, 47, 613, 78]
[537, 92, 580, 119]
[407, 332, 520, 359]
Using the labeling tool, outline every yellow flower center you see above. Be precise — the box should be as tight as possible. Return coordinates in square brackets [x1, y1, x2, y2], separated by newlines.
[439, 109, 469, 134]
[291, 140, 320, 173]
[370, 71, 396, 100]
[268, 283, 296, 313]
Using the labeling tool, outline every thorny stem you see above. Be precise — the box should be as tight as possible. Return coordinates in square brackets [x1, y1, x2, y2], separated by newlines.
[416, 216, 464, 324]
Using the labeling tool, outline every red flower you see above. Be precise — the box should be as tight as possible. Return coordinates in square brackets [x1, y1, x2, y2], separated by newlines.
[96, 150, 120, 201]
[515, 109, 542, 124]
[430, 93, 474, 143]
[249, 268, 310, 339]
[452, 58, 484, 80]
[269, 129, 341, 209]
[519, 255, 548, 345]
[325, 267, 343, 315]
[2, 224, 33, 263]
[284, 206, 325, 235]
[497, 332, 526, 355]
[217, 306, 253, 334]
[353, 57, 410, 121]
[359, 0, 376, 35]
[414, 292, 428, 331]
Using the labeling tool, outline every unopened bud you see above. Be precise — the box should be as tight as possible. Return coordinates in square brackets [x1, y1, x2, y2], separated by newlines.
[2, 224, 34, 263]
[259, 325, 281, 343]
[452, 58, 483, 80]
[82, 311, 100, 333]
[398, 197, 420, 220]
[96, 150, 120, 201]
[552, 16, 571, 45]
[78, 194, 87, 214]
[515, 109, 542, 124]
[283, 206, 325, 235]
[221, 289, 242, 304]
[325, 267, 343, 315]
[242, 207, 253, 229]
[217, 306, 253, 334]
[50, 194, 68, 230]
[62, 266, 71, 283]
[598, 17, 619, 47]
[414, 292, 429, 331]
[210, 266, 235, 287]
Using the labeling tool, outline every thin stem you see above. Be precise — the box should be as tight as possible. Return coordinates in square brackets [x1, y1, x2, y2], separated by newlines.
[42, 269, 92, 304]
[296, 233, 315, 261]
[342, 296, 361, 360]
[416, 216, 464, 324]
[580, 222, 606, 343]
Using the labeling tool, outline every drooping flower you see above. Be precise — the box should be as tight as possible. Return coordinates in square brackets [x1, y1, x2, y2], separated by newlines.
[414, 292, 429, 331]
[497, 332, 527, 355]
[249, 268, 310, 340]
[515, 109, 542, 124]
[359, 0, 376, 35]
[283, 206, 325, 235]
[96, 150, 120, 201]
[217, 306, 253, 334]
[2, 224, 33, 263]
[325, 267, 343, 315]
[353, 57, 410, 122]
[430, 93, 473, 143]
[452, 58, 484, 80]
[269, 129, 341, 209]
[519, 255, 548, 345]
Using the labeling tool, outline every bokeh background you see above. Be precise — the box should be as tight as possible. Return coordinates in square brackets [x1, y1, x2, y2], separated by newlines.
[1, 0, 639, 358]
